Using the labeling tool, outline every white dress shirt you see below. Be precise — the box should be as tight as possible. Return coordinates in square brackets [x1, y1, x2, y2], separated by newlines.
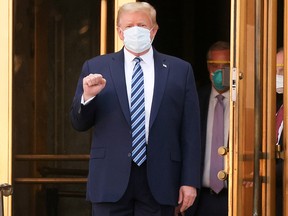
[124, 48, 155, 144]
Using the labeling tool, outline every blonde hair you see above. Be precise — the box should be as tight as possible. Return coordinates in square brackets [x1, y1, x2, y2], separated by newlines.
[117, 2, 158, 28]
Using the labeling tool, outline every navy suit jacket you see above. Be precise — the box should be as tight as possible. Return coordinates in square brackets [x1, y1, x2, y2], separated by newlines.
[70, 48, 201, 206]
[184, 84, 212, 215]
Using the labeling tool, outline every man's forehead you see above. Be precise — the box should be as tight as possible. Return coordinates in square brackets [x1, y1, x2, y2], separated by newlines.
[209, 50, 230, 59]
[276, 51, 284, 62]
[120, 11, 151, 22]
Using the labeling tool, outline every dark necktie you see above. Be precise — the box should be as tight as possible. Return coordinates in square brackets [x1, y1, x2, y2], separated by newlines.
[210, 94, 225, 193]
[131, 57, 146, 166]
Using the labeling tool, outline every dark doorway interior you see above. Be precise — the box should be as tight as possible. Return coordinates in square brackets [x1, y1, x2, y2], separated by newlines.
[143, 0, 231, 87]
[143, 0, 284, 87]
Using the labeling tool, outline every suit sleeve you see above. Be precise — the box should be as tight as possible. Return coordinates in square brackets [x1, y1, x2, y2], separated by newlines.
[70, 60, 98, 131]
[181, 63, 201, 188]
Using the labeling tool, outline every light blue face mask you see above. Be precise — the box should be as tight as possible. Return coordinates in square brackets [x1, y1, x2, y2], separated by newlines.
[211, 69, 227, 91]
[123, 26, 152, 53]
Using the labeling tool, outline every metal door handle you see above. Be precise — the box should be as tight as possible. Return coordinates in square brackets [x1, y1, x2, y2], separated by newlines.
[217, 146, 229, 181]
[0, 184, 13, 216]
[218, 170, 228, 181]
[0, 184, 13, 197]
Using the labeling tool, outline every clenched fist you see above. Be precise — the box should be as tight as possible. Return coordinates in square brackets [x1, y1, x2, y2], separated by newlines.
[83, 73, 106, 101]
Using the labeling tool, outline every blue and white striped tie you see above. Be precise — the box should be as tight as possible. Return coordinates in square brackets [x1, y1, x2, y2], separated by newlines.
[131, 57, 146, 166]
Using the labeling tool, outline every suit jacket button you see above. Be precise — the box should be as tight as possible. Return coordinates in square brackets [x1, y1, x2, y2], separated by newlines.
[128, 153, 131, 157]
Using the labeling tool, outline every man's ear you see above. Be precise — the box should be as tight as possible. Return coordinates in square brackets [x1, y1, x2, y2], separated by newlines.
[117, 27, 124, 40]
[151, 26, 158, 39]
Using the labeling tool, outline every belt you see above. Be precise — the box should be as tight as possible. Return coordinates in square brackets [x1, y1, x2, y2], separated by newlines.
[202, 187, 228, 196]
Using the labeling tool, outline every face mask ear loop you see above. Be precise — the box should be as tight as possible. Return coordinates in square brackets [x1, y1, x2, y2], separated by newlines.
[118, 27, 125, 37]
[149, 26, 156, 43]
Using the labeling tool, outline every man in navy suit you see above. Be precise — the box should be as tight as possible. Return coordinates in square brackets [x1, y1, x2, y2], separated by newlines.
[186, 41, 230, 216]
[70, 2, 201, 216]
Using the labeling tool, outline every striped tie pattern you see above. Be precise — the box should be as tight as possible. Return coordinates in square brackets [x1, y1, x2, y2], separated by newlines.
[131, 57, 146, 166]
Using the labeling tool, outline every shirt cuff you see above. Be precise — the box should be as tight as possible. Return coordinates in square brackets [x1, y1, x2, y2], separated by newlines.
[81, 95, 95, 105]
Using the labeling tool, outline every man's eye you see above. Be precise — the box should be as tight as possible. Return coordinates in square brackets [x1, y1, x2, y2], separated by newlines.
[137, 24, 148, 28]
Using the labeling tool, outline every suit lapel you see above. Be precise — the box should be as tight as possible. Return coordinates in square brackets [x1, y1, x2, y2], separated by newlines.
[149, 51, 169, 128]
[108, 49, 169, 128]
[109, 50, 131, 125]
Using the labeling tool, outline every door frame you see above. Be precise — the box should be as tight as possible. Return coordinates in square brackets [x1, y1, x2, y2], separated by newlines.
[0, 0, 13, 215]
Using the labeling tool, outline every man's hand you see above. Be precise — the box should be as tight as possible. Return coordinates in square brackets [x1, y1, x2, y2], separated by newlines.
[177, 186, 197, 213]
[83, 74, 106, 101]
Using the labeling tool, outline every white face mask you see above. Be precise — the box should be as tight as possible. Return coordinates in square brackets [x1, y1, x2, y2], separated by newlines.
[276, 74, 283, 94]
[123, 26, 152, 53]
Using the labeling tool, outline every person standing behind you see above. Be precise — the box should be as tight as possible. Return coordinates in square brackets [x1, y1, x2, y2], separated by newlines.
[70, 2, 201, 216]
[186, 41, 230, 216]
[276, 47, 284, 216]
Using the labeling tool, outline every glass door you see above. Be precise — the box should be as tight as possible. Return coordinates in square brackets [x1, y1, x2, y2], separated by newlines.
[229, 0, 286, 215]
[12, 0, 116, 215]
